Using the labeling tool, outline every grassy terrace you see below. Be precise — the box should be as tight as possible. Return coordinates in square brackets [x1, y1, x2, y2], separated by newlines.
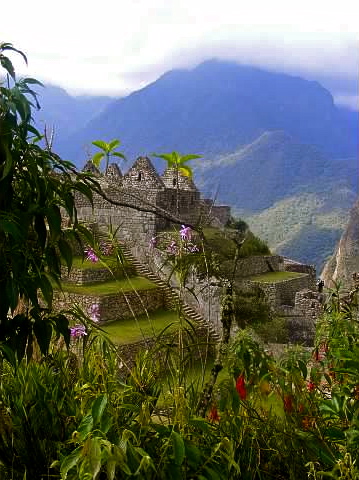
[59, 277, 158, 295]
[69, 256, 130, 271]
[249, 271, 306, 283]
[101, 308, 178, 344]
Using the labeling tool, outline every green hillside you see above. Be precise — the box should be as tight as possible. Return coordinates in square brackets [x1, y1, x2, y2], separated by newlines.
[244, 189, 356, 272]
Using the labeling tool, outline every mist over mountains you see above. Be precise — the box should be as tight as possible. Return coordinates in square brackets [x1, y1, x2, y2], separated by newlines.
[33, 60, 358, 272]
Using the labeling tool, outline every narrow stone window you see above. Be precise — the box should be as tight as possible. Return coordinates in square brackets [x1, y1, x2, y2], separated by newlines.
[173, 178, 176, 187]
[137, 171, 142, 181]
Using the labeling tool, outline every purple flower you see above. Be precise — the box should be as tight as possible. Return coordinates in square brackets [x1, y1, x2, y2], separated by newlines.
[149, 237, 157, 248]
[70, 324, 87, 338]
[180, 225, 192, 241]
[89, 303, 100, 323]
[85, 246, 99, 263]
[167, 240, 178, 255]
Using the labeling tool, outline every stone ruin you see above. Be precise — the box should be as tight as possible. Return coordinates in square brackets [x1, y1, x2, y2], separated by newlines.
[65, 156, 325, 346]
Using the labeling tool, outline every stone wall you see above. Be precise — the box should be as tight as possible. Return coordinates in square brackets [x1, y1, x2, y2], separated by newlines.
[53, 288, 165, 323]
[246, 274, 314, 308]
[278, 290, 324, 345]
[61, 263, 137, 284]
[234, 255, 284, 279]
[283, 257, 316, 283]
[61, 266, 114, 284]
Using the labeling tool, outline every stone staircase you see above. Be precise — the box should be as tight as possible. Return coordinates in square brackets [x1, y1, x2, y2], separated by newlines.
[120, 244, 220, 342]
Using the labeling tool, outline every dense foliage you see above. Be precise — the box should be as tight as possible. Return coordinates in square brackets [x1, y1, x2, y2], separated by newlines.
[0, 43, 97, 359]
[1, 44, 359, 480]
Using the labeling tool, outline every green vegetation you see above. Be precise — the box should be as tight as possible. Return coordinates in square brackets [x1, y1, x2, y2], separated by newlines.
[101, 308, 178, 344]
[91, 138, 126, 173]
[245, 190, 355, 272]
[71, 255, 120, 270]
[250, 271, 306, 283]
[203, 226, 270, 262]
[3, 43, 359, 480]
[60, 277, 157, 295]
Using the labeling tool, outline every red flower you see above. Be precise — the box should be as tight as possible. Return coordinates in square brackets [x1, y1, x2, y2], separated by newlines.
[307, 381, 316, 392]
[208, 406, 220, 422]
[236, 374, 247, 400]
[283, 394, 293, 413]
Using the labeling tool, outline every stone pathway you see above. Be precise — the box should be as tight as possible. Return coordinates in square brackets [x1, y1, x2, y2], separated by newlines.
[120, 244, 220, 342]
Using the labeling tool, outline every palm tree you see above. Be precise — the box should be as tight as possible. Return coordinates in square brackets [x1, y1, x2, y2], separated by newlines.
[91, 139, 126, 174]
[153, 151, 201, 213]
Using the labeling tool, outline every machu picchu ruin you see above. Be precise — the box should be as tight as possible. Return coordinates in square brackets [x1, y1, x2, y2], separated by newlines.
[54, 155, 325, 348]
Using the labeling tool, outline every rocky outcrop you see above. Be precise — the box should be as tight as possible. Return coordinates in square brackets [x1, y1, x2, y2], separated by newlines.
[321, 198, 359, 289]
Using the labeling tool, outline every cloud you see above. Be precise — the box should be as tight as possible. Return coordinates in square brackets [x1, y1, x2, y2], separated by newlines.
[1, 0, 358, 106]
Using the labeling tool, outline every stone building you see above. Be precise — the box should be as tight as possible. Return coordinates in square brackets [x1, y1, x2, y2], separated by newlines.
[77, 156, 230, 246]
[69, 156, 323, 345]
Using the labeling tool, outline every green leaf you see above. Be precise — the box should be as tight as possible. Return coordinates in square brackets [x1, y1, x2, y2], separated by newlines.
[0, 216, 21, 238]
[1, 146, 13, 180]
[184, 441, 201, 469]
[78, 413, 94, 441]
[111, 151, 126, 160]
[39, 273, 53, 307]
[91, 152, 104, 168]
[108, 139, 120, 150]
[92, 394, 108, 426]
[58, 237, 73, 274]
[60, 446, 82, 478]
[22, 77, 44, 86]
[74, 181, 94, 205]
[179, 165, 192, 177]
[170, 431, 185, 466]
[5, 274, 19, 312]
[46, 205, 62, 241]
[35, 214, 47, 250]
[0, 56, 15, 79]
[88, 437, 101, 478]
[180, 154, 202, 162]
[92, 140, 109, 151]
[33, 317, 53, 355]
[106, 458, 116, 480]
[53, 313, 70, 348]
[204, 466, 222, 480]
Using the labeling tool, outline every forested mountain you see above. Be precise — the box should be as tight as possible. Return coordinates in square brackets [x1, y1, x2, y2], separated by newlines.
[37, 60, 358, 271]
[32, 84, 113, 153]
[58, 59, 358, 164]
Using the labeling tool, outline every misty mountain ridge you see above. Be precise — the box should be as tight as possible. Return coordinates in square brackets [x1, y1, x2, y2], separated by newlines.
[30, 60, 358, 271]
[196, 130, 356, 213]
[55, 59, 358, 165]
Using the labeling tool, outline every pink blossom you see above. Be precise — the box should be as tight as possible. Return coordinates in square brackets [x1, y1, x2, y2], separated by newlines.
[180, 225, 192, 241]
[85, 246, 99, 263]
[70, 324, 87, 338]
[89, 303, 100, 323]
[149, 237, 157, 248]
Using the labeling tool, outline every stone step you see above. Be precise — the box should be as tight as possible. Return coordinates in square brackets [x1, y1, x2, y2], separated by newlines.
[119, 243, 219, 342]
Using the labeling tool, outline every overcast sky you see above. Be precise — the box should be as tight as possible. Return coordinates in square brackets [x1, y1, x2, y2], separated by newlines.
[2, 0, 358, 109]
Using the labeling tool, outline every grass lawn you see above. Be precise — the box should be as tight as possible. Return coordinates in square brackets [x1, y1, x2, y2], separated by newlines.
[101, 308, 179, 344]
[60, 277, 158, 295]
[69, 256, 130, 271]
[250, 271, 306, 283]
